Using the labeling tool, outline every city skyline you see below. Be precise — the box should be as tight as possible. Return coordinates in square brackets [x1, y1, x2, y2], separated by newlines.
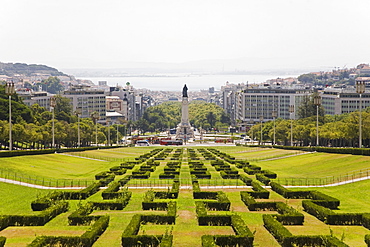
[1, 0, 370, 73]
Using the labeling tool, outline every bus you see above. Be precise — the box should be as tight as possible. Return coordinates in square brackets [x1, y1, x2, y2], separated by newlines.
[159, 139, 183, 145]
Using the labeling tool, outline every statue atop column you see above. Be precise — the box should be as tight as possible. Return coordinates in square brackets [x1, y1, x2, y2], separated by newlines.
[182, 84, 188, 98]
[176, 84, 194, 141]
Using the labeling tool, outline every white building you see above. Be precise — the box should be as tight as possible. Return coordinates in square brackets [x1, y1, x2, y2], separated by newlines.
[235, 87, 312, 126]
[63, 85, 106, 123]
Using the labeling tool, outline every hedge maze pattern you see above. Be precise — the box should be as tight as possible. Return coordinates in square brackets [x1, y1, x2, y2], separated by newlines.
[0, 147, 370, 246]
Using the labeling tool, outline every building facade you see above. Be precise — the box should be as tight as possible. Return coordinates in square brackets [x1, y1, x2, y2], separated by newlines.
[235, 88, 312, 126]
[321, 88, 370, 115]
[63, 85, 106, 123]
[18, 90, 53, 110]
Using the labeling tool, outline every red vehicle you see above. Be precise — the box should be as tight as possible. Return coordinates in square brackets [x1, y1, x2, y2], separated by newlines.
[160, 139, 183, 145]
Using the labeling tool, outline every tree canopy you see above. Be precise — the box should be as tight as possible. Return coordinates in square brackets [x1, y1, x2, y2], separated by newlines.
[139, 101, 230, 133]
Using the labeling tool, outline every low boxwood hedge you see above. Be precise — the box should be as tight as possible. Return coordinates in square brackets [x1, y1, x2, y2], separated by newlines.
[29, 216, 109, 247]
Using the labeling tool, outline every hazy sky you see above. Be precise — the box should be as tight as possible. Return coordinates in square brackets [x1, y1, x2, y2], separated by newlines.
[1, 0, 370, 71]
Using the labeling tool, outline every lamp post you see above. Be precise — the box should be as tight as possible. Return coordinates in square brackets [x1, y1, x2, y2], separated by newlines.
[289, 105, 295, 146]
[107, 121, 111, 146]
[356, 81, 365, 148]
[259, 116, 263, 145]
[75, 107, 82, 147]
[116, 123, 119, 146]
[272, 110, 277, 145]
[50, 96, 56, 148]
[314, 95, 321, 146]
[5, 82, 16, 151]
[91, 112, 99, 146]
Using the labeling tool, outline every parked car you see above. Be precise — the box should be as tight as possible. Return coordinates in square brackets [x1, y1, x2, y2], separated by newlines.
[136, 140, 150, 146]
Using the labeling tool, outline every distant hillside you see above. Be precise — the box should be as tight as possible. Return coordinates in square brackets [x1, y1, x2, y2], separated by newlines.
[0, 62, 67, 77]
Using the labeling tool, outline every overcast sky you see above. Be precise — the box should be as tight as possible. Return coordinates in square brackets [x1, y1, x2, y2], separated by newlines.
[1, 0, 370, 71]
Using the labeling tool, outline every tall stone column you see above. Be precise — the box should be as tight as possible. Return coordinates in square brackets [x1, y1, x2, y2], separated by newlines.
[176, 84, 194, 140]
[181, 96, 189, 125]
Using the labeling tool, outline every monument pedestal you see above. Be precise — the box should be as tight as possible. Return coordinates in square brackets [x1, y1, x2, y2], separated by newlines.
[175, 122, 194, 141]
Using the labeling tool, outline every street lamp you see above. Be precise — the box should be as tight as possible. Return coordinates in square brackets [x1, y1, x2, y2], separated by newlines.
[259, 116, 263, 145]
[272, 110, 277, 145]
[289, 105, 295, 146]
[5, 82, 16, 151]
[107, 121, 111, 146]
[356, 81, 365, 148]
[75, 107, 82, 147]
[91, 111, 99, 146]
[116, 123, 119, 146]
[50, 96, 56, 148]
[314, 94, 321, 146]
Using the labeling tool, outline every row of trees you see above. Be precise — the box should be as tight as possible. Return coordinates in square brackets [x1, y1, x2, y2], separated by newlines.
[0, 84, 130, 149]
[1, 81, 232, 148]
[136, 101, 230, 134]
[0, 119, 125, 149]
[248, 109, 370, 147]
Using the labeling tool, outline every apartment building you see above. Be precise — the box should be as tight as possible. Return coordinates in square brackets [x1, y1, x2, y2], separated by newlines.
[62, 85, 106, 123]
[235, 87, 312, 126]
[18, 90, 53, 110]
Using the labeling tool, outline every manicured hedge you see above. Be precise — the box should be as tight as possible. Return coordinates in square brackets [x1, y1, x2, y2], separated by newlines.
[198, 206, 254, 246]
[68, 202, 97, 226]
[256, 173, 271, 185]
[101, 182, 131, 201]
[31, 191, 65, 211]
[270, 182, 311, 199]
[240, 192, 276, 211]
[239, 174, 252, 186]
[365, 234, 370, 246]
[29, 216, 109, 247]
[363, 214, 370, 230]
[63, 181, 103, 200]
[0, 201, 68, 230]
[93, 192, 132, 210]
[302, 200, 363, 225]
[248, 181, 269, 199]
[263, 214, 349, 247]
[309, 191, 340, 209]
[0, 237, 5, 247]
[121, 211, 175, 247]
[263, 214, 292, 245]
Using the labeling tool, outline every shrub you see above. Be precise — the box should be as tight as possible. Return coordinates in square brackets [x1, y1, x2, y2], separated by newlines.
[0, 237, 5, 247]
[365, 234, 370, 246]
[256, 173, 271, 185]
[239, 174, 252, 186]
[263, 214, 292, 245]
[28, 216, 109, 247]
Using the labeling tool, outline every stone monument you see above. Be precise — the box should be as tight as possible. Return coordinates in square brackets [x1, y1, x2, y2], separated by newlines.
[176, 84, 194, 141]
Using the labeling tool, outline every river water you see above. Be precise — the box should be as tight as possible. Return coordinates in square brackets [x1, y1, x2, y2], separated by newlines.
[79, 73, 300, 91]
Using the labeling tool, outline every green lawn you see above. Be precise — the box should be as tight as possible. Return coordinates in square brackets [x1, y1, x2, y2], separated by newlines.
[0, 182, 48, 214]
[206, 146, 303, 160]
[291, 179, 370, 213]
[0, 146, 370, 246]
[0, 153, 114, 180]
[255, 151, 370, 178]
[69, 147, 155, 161]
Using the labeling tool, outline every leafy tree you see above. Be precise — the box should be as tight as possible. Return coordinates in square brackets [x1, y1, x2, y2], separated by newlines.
[41, 76, 64, 94]
[0, 85, 33, 123]
[139, 101, 230, 133]
[206, 112, 216, 129]
[298, 73, 317, 84]
[54, 95, 72, 122]
[297, 93, 325, 119]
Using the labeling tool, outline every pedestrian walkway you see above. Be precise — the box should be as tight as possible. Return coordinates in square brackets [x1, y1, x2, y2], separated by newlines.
[0, 177, 84, 190]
